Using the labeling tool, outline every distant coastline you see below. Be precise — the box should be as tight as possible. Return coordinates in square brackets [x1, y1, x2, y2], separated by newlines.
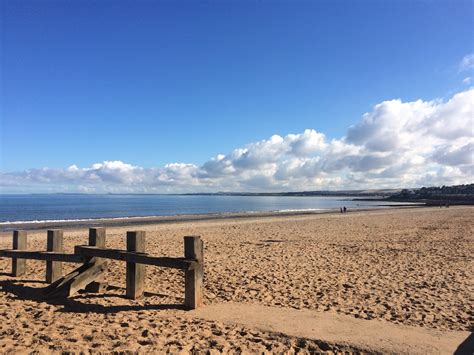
[6, 183, 471, 201]
[178, 190, 398, 197]
[182, 183, 474, 204]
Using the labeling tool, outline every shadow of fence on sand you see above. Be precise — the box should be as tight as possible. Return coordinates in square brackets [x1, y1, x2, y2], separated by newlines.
[454, 332, 474, 355]
[0, 280, 186, 314]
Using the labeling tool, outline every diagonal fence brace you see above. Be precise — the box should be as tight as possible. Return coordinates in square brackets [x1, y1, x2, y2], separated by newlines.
[41, 259, 108, 299]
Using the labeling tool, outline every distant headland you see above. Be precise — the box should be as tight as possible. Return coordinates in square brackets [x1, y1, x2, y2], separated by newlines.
[181, 183, 474, 204]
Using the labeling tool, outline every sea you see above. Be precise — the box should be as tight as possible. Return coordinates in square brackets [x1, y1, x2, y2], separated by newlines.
[0, 194, 411, 225]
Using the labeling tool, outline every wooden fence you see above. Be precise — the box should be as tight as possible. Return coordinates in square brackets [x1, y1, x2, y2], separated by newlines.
[0, 228, 204, 309]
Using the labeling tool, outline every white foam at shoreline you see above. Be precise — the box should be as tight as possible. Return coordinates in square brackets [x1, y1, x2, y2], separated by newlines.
[0, 216, 140, 225]
[275, 208, 325, 212]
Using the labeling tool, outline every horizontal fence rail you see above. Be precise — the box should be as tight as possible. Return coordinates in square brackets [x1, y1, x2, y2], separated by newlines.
[0, 228, 204, 309]
[0, 250, 87, 263]
[74, 246, 197, 270]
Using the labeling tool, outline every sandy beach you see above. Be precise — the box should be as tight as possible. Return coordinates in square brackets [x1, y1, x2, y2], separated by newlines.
[0, 206, 473, 353]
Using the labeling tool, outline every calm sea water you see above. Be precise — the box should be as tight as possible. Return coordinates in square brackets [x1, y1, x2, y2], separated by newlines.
[0, 194, 407, 223]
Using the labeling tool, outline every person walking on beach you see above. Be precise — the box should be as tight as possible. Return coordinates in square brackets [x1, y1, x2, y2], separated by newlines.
[343, 206, 347, 213]
[340, 207, 343, 213]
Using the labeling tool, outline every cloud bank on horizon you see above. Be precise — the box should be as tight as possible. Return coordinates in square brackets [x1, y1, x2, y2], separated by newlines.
[1, 89, 473, 193]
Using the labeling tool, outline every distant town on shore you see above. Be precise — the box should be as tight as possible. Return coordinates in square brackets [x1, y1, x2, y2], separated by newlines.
[385, 183, 474, 205]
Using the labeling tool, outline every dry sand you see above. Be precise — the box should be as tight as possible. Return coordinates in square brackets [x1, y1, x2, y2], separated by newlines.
[0, 206, 473, 353]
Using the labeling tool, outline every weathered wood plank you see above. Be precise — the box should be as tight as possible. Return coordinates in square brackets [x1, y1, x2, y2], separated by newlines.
[126, 231, 146, 299]
[74, 246, 196, 270]
[42, 260, 108, 298]
[46, 229, 64, 283]
[12, 230, 27, 276]
[184, 236, 204, 310]
[0, 250, 87, 263]
[42, 261, 91, 295]
[85, 227, 107, 293]
[68, 261, 107, 296]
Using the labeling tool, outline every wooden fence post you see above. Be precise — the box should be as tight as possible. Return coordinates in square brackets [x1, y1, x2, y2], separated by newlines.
[126, 231, 146, 299]
[184, 236, 203, 310]
[46, 229, 63, 283]
[89, 227, 106, 249]
[12, 230, 27, 276]
[85, 227, 107, 293]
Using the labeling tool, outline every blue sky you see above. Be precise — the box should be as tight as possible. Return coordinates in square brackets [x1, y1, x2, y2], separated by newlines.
[1, 1, 473, 192]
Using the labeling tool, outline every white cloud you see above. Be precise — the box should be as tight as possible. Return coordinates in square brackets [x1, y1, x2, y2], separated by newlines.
[460, 53, 474, 71]
[288, 129, 327, 156]
[1, 89, 473, 193]
[431, 142, 473, 166]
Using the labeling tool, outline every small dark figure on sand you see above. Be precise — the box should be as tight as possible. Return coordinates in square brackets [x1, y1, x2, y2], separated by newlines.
[340, 207, 343, 213]
[343, 206, 347, 213]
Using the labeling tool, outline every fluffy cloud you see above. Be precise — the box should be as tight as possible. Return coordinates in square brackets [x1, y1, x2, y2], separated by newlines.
[1, 89, 473, 193]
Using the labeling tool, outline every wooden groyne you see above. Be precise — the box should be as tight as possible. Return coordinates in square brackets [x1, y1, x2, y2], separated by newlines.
[0, 228, 204, 309]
